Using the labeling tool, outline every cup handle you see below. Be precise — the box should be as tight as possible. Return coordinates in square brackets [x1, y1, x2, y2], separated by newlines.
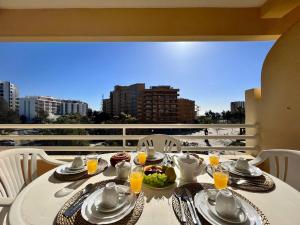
[172, 155, 179, 167]
[235, 198, 243, 213]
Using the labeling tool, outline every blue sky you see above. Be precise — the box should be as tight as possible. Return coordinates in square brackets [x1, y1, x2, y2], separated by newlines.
[0, 41, 274, 113]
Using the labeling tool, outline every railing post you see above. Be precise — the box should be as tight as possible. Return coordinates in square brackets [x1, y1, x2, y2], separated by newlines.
[122, 128, 126, 150]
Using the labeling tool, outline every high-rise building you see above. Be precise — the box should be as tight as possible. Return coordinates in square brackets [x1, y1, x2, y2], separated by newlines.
[230, 101, 245, 113]
[177, 98, 196, 123]
[103, 83, 196, 123]
[60, 100, 88, 116]
[0, 81, 19, 111]
[19, 96, 88, 121]
[137, 86, 179, 123]
[103, 83, 145, 117]
[102, 98, 112, 114]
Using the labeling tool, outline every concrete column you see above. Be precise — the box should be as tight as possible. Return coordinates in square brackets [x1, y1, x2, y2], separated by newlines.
[245, 88, 261, 155]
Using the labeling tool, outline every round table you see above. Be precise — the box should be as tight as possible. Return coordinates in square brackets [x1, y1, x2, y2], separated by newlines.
[8, 153, 300, 225]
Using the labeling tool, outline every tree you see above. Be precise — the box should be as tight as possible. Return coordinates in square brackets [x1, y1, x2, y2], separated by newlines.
[33, 110, 49, 124]
[0, 98, 20, 124]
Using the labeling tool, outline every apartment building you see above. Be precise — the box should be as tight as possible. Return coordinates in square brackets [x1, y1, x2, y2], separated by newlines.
[177, 98, 196, 123]
[19, 96, 61, 121]
[60, 100, 88, 116]
[103, 83, 145, 117]
[0, 81, 19, 111]
[231, 101, 245, 113]
[137, 86, 179, 123]
[19, 96, 88, 121]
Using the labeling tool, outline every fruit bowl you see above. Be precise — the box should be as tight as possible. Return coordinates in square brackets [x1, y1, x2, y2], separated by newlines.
[143, 165, 177, 189]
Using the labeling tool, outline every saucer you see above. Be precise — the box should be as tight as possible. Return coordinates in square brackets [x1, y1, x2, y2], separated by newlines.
[81, 185, 137, 224]
[68, 165, 85, 171]
[146, 152, 165, 162]
[194, 190, 263, 225]
[222, 161, 263, 177]
[93, 186, 129, 213]
[207, 199, 248, 224]
[55, 164, 87, 175]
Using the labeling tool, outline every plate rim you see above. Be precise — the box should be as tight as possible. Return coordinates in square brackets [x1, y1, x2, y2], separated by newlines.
[81, 185, 137, 224]
[143, 181, 176, 190]
[146, 152, 165, 161]
[194, 190, 263, 225]
[223, 161, 263, 177]
[93, 186, 129, 213]
[206, 197, 248, 224]
[55, 164, 87, 175]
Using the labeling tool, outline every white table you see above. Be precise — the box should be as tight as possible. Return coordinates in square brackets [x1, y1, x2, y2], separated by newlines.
[8, 154, 300, 225]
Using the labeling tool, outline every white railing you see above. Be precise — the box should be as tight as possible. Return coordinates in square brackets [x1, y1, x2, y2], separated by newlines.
[0, 124, 258, 152]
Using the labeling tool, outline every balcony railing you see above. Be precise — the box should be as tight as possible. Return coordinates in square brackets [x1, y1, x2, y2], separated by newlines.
[0, 124, 258, 153]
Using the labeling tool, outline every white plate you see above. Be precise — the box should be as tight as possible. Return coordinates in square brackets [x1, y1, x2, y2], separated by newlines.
[55, 164, 87, 175]
[146, 152, 165, 161]
[143, 182, 176, 190]
[81, 185, 137, 224]
[68, 165, 85, 171]
[93, 186, 129, 213]
[222, 161, 263, 178]
[207, 199, 248, 224]
[194, 190, 263, 225]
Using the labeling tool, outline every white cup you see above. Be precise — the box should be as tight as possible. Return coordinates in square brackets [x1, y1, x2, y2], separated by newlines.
[146, 147, 155, 158]
[235, 158, 250, 172]
[215, 189, 242, 219]
[101, 182, 119, 209]
[71, 156, 84, 169]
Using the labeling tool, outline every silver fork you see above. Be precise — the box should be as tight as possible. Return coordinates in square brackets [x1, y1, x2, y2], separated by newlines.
[174, 191, 187, 223]
[182, 190, 197, 224]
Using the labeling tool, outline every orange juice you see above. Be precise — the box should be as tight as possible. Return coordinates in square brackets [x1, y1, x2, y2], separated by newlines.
[209, 155, 220, 166]
[87, 159, 98, 175]
[213, 171, 229, 190]
[130, 171, 143, 194]
[137, 152, 147, 165]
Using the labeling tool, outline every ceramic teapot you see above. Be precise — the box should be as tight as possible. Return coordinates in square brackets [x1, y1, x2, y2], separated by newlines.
[173, 153, 205, 182]
[115, 160, 132, 180]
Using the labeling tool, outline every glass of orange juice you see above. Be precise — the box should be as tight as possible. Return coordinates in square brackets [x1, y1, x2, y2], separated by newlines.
[129, 166, 144, 194]
[86, 154, 98, 175]
[209, 151, 220, 167]
[137, 149, 147, 165]
[213, 166, 229, 190]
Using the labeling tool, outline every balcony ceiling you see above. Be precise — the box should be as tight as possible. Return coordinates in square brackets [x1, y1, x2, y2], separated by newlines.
[0, 0, 267, 9]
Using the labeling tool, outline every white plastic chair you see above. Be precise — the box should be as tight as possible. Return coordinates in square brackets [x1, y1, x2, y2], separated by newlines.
[0, 148, 65, 224]
[250, 149, 300, 191]
[137, 134, 181, 153]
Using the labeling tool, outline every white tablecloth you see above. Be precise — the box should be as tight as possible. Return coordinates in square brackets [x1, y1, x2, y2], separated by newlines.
[8, 154, 300, 225]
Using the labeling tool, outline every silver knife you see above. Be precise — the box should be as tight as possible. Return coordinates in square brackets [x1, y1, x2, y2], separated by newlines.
[63, 183, 95, 217]
[185, 188, 202, 225]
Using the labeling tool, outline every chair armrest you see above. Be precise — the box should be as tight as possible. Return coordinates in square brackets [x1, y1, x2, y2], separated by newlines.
[0, 197, 14, 206]
[249, 153, 268, 166]
[38, 152, 67, 166]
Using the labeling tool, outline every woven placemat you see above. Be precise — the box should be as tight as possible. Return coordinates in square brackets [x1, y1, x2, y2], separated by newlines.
[54, 158, 108, 182]
[206, 166, 275, 192]
[172, 183, 270, 225]
[55, 179, 144, 225]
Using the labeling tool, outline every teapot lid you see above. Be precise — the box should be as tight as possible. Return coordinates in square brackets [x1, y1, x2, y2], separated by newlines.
[115, 160, 131, 168]
[178, 153, 198, 164]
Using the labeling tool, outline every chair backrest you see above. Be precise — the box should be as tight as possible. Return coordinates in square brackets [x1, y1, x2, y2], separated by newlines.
[137, 134, 181, 153]
[0, 148, 63, 202]
[251, 149, 300, 191]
